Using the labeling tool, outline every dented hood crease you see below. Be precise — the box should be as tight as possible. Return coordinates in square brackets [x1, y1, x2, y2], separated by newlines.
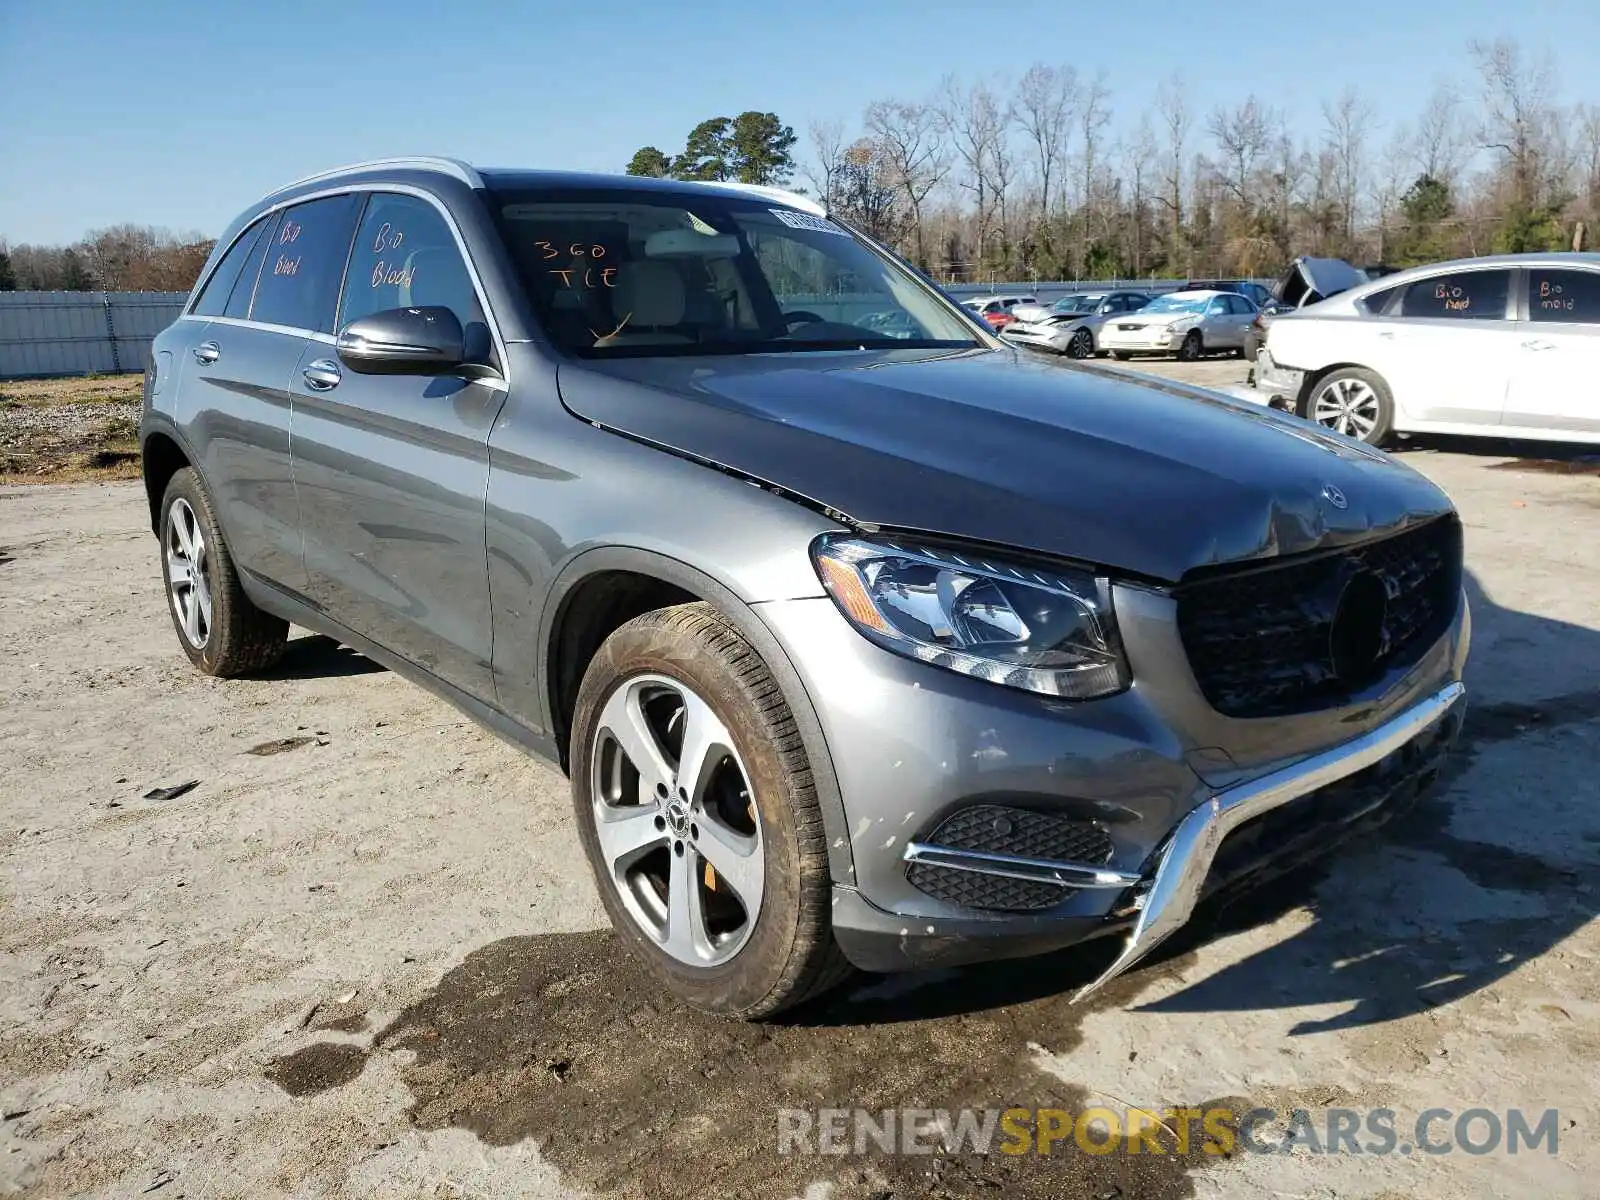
[556, 349, 1452, 582]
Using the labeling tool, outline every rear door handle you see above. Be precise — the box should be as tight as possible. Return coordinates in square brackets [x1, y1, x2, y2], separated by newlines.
[1377, 331, 1396, 340]
[1521, 339, 1557, 352]
[193, 341, 221, 365]
[302, 358, 342, 390]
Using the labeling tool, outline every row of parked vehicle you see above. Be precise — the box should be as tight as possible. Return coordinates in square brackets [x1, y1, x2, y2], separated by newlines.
[970, 252, 1600, 450]
[962, 262, 1359, 364]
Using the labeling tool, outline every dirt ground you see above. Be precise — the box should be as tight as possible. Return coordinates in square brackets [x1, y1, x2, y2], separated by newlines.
[3, 359, 1599, 1199]
[0, 375, 143, 485]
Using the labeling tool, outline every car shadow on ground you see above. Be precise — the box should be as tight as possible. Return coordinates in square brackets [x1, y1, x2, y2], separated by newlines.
[255, 633, 386, 680]
[1391, 433, 1600, 474]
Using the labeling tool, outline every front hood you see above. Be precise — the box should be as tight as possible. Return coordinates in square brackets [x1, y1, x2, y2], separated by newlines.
[557, 348, 1452, 582]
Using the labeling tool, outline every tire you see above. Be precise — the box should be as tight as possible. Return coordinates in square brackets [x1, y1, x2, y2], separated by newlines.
[159, 468, 288, 676]
[1300, 366, 1395, 445]
[1064, 328, 1095, 359]
[1177, 330, 1203, 361]
[570, 602, 850, 1018]
[1110, 351, 1132, 361]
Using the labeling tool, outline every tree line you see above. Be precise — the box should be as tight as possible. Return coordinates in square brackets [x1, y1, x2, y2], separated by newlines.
[633, 36, 1600, 284]
[0, 225, 214, 293]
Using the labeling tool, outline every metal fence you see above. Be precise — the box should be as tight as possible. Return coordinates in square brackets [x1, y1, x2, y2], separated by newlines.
[0, 291, 187, 379]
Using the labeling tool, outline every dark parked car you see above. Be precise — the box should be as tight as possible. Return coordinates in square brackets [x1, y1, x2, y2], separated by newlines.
[141, 158, 1469, 1018]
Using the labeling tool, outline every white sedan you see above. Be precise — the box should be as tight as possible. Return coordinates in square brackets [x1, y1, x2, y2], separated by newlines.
[1097, 290, 1258, 361]
[1240, 252, 1600, 445]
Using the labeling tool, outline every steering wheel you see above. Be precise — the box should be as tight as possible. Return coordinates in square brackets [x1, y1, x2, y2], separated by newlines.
[783, 311, 825, 327]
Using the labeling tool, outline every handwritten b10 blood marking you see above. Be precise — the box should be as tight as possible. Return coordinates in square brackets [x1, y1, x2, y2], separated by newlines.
[1434, 282, 1470, 312]
[1537, 279, 1575, 312]
[368, 222, 414, 289]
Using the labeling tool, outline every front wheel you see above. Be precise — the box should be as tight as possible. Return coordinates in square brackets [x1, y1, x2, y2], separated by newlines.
[1302, 367, 1395, 445]
[570, 602, 849, 1018]
[1065, 328, 1095, 359]
[1176, 330, 1203, 361]
[1110, 350, 1132, 361]
[159, 468, 287, 676]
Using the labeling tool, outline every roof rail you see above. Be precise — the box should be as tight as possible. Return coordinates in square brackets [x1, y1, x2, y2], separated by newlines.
[264, 156, 483, 199]
[697, 181, 827, 218]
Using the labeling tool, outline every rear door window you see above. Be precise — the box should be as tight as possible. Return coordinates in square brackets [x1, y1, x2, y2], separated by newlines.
[193, 218, 269, 317]
[1526, 268, 1600, 324]
[339, 193, 484, 332]
[223, 213, 278, 320]
[249, 194, 361, 333]
[1398, 270, 1511, 320]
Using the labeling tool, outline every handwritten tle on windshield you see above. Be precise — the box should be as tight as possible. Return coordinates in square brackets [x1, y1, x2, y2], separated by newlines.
[535, 240, 619, 289]
[272, 218, 302, 277]
[369, 222, 415, 289]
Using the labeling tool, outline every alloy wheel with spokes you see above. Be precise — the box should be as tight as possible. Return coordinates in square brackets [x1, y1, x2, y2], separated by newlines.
[1066, 328, 1094, 358]
[1306, 368, 1393, 444]
[166, 497, 213, 649]
[590, 672, 764, 968]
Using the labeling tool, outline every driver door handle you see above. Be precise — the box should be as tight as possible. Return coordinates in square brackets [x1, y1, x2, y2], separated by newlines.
[193, 340, 221, 365]
[302, 358, 342, 390]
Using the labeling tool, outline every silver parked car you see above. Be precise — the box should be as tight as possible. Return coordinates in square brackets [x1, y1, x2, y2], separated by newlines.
[1001, 291, 1153, 358]
[140, 158, 1467, 1019]
[1098, 289, 1259, 360]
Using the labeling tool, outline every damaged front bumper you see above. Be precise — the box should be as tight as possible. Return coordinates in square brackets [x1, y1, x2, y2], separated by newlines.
[1071, 679, 1466, 1000]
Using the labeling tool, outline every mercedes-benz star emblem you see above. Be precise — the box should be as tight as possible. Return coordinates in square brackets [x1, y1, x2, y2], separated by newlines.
[1322, 483, 1348, 510]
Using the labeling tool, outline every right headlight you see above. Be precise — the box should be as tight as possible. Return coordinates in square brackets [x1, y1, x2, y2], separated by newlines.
[811, 536, 1129, 700]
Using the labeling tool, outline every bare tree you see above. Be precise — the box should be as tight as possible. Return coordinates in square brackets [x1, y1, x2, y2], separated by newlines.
[1012, 63, 1077, 218]
[1470, 36, 1558, 216]
[802, 119, 848, 209]
[939, 75, 1006, 255]
[1122, 117, 1158, 274]
[1322, 87, 1376, 251]
[1155, 74, 1191, 271]
[1412, 84, 1470, 184]
[1208, 96, 1272, 206]
[1076, 72, 1112, 271]
[864, 99, 949, 267]
[1578, 103, 1600, 221]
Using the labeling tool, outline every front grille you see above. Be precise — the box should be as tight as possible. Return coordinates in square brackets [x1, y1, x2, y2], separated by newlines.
[905, 805, 1114, 912]
[1177, 515, 1462, 719]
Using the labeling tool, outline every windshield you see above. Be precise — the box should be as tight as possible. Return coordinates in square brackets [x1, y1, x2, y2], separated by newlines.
[490, 187, 980, 356]
[1141, 294, 1211, 316]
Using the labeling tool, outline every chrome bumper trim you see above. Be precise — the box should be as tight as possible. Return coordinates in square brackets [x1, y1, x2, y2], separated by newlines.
[1072, 680, 1467, 1003]
[902, 842, 1143, 891]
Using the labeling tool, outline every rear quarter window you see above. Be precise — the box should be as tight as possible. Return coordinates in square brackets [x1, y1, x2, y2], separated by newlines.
[192, 218, 269, 317]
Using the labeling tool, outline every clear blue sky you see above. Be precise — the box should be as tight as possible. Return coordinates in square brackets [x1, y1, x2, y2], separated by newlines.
[1, 0, 1595, 245]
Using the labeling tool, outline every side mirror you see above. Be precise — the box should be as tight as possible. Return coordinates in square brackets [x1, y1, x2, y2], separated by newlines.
[337, 306, 465, 375]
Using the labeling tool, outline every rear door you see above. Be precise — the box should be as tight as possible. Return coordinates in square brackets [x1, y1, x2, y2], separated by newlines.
[176, 208, 314, 593]
[1503, 265, 1600, 437]
[289, 191, 508, 700]
[1370, 267, 1518, 428]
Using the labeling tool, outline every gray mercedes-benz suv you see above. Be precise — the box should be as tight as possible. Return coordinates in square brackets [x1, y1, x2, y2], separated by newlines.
[140, 158, 1469, 1018]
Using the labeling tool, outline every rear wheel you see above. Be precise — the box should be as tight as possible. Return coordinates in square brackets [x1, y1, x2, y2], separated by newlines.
[1302, 367, 1394, 445]
[1177, 330, 1203, 361]
[160, 468, 287, 676]
[570, 602, 849, 1018]
[1065, 328, 1094, 359]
